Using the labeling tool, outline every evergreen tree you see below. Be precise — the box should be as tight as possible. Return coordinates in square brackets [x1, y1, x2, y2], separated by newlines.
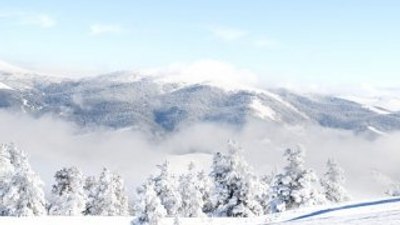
[321, 158, 350, 203]
[89, 168, 129, 216]
[132, 181, 167, 225]
[0, 143, 46, 216]
[0, 144, 13, 177]
[178, 162, 205, 217]
[152, 161, 181, 216]
[269, 146, 325, 213]
[83, 175, 98, 215]
[210, 140, 263, 217]
[112, 173, 129, 216]
[386, 183, 400, 196]
[258, 169, 276, 214]
[196, 169, 214, 214]
[48, 167, 87, 216]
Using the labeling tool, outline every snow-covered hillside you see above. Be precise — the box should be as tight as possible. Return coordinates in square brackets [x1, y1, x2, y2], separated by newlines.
[2, 197, 400, 224]
[1, 63, 400, 136]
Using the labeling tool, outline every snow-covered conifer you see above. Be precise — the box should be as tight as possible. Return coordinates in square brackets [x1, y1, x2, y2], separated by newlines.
[48, 167, 86, 216]
[321, 158, 350, 203]
[269, 145, 325, 213]
[152, 161, 181, 216]
[196, 169, 213, 214]
[89, 168, 129, 216]
[210, 140, 263, 217]
[132, 181, 167, 225]
[83, 175, 97, 215]
[0, 143, 46, 216]
[178, 162, 205, 217]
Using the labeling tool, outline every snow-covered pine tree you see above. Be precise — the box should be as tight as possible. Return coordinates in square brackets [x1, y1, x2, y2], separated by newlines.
[152, 161, 181, 216]
[386, 183, 400, 196]
[269, 145, 325, 213]
[0, 144, 13, 177]
[89, 168, 129, 216]
[112, 173, 129, 216]
[0, 143, 46, 216]
[83, 175, 98, 215]
[321, 158, 350, 203]
[178, 162, 205, 217]
[132, 180, 167, 225]
[48, 167, 87, 216]
[196, 169, 214, 214]
[210, 140, 263, 217]
[0, 144, 13, 214]
[258, 169, 276, 214]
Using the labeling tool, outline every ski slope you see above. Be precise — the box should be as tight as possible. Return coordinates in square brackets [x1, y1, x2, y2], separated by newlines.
[1, 197, 400, 225]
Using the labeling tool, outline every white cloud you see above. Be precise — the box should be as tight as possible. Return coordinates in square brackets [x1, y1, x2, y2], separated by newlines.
[89, 24, 124, 36]
[140, 59, 260, 89]
[210, 27, 248, 41]
[0, 12, 56, 28]
[253, 38, 280, 48]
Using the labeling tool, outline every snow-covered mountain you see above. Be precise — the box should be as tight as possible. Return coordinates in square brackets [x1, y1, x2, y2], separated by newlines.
[1, 64, 400, 136]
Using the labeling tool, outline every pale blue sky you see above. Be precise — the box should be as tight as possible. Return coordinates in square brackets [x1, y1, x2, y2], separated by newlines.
[1, 0, 400, 85]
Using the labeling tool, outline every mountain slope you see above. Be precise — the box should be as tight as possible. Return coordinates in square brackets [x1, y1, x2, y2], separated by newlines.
[1, 67, 400, 136]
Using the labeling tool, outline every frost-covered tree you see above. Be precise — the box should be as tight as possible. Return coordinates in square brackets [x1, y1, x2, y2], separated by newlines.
[48, 167, 86, 216]
[321, 159, 351, 203]
[269, 146, 325, 213]
[386, 183, 400, 196]
[0, 144, 13, 177]
[152, 161, 181, 216]
[210, 140, 263, 217]
[132, 181, 167, 225]
[196, 169, 214, 214]
[83, 175, 98, 215]
[89, 168, 129, 216]
[178, 162, 205, 217]
[112, 173, 129, 215]
[258, 169, 276, 214]
[0, 143, 46, 216]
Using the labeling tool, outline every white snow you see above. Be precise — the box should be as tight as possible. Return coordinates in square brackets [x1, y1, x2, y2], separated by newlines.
[340, 95, 400, 113]
[0, 81, 14, 90]
[2, 197, 400, 224]
[367, 126, 386, 135]
[250, 99, 278, 121]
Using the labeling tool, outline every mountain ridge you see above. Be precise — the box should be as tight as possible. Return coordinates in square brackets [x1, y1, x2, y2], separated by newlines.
[1, 63, 400, 137]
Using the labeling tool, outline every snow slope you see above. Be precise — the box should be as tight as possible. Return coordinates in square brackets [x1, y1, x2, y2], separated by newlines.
[340, 95, 400, 113]
[2, 197, 400, 225]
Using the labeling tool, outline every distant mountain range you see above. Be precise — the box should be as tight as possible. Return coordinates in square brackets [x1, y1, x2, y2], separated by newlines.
[1, 61, 400, 137]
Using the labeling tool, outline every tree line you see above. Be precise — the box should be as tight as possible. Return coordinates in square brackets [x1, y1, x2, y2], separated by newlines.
[0, 141, 352, 224]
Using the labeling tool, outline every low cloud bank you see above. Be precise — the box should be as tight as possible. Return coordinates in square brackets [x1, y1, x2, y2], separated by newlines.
[0, 111, 398, 198]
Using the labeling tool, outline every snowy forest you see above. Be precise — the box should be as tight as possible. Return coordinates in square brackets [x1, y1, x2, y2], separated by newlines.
[0, 140, 369, 223]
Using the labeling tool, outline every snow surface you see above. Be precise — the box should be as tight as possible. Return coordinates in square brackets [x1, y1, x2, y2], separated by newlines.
[2, 197, 400, 225]
[0, 81, 13, 90]
[340, 95, 400, 113]
[367, 126, 386, 135]
[250, 99, 278, 121]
